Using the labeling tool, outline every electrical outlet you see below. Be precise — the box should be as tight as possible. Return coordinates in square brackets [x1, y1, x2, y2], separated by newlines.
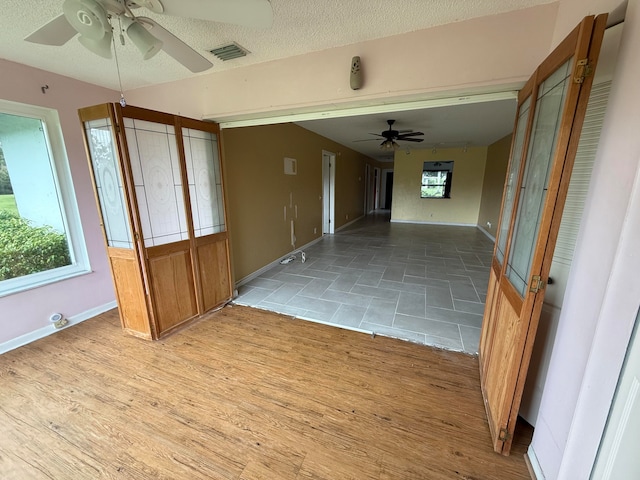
[487, 221, 492, 229]
[314, 227, 317, 234]
[49, 313, 67, 329]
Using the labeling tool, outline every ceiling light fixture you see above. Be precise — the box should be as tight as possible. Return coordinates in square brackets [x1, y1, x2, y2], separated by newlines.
[380, 139, 400, 151]
[121, 16, 163, 60]
[78, 31, 113, 58]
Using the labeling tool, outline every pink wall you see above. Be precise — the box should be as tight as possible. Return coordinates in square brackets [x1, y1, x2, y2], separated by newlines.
[531, 0, 640, 478]
[0, 59, 118, 345]
[551, 0, 624, 47]
[125, 4, 558, 120]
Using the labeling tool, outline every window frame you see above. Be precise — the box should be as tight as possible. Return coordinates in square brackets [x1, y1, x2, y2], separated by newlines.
[0, 99, 90, 297]
[421, 161, 453, 199]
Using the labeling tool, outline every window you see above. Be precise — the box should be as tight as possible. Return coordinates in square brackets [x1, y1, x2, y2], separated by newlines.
[421, 161, 453, 198]
[0, 100, 89, 296]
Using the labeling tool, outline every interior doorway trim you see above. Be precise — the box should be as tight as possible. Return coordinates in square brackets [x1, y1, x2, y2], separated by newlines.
[322, 150, 336, 234]
[216, 91, 518, 129]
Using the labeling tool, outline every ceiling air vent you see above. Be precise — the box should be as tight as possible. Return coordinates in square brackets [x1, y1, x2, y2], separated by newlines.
[209, 42, 249, 61]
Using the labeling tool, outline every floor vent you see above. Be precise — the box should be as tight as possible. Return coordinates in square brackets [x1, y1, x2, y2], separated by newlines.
[209, 42, 249, 61]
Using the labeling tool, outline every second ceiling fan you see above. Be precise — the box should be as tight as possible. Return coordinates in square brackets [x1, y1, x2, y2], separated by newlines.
[368, 119, 424, 151]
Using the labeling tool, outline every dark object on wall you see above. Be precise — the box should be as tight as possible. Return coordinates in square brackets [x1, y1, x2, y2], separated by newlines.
[350, 56, 363, 90]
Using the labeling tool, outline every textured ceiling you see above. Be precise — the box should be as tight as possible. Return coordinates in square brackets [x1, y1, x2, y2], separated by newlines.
[0, 0, 554, 91]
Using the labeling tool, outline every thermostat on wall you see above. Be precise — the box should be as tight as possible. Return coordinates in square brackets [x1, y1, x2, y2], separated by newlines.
[284, 157, 297, 175]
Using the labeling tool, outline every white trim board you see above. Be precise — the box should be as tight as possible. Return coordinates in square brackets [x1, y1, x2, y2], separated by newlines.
[390, 219, 476, 227]
[235, 236, 326, 288]
[216, 91, 518, 129]
[0, 301, 118, 354]
[526, 445, 546, 480]
[235, 215, 364, 289]
[477, 225, 496, 242]
[335, 215, 364, 233]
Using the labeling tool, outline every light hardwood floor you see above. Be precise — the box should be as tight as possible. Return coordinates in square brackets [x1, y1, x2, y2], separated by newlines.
[0, 306, 532, 479]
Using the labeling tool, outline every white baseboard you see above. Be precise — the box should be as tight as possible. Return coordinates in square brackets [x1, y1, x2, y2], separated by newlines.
[235, 236, 326, 288]
[477, 225, 496, 242]
[0, 301, 117, 354]
[335, 215, 364, 232]
[526, 445, 546, 480]
[236, 215, 365, 289]
[390, 219, 476, 227]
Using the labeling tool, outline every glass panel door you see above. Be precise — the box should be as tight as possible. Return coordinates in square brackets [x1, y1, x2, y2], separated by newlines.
[506, 59, 574, 295]
[181, 127, 226, 236]
[124, 118, 189, 247]
[85, 117, 133, 249]
[495, 96, 531, 266]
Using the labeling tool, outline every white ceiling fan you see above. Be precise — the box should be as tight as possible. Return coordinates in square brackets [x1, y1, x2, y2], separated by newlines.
[24, 0, 273, 73]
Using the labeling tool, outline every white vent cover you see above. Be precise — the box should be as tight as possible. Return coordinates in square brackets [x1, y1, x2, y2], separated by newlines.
[209, 42, 249, 61]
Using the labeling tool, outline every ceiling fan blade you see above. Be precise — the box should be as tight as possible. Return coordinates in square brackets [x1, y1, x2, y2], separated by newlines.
[397, 132, 424, 139]
[25, 14, 77, 45]
[157, 0, 274, 28]
[399, 138, 424, 143]
[353, 138, 382, 143]
[138, 17, 213, 73]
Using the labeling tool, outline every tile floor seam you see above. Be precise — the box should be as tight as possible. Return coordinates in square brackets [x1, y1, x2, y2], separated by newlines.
[458, 324, 466, 352]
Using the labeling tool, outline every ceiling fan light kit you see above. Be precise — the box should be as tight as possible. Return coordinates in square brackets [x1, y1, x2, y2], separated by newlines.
[78, 31, 113, 58]
[380, 139, 399, 151]
[122, 16, 163, 59]
[62, 0, 110, 40]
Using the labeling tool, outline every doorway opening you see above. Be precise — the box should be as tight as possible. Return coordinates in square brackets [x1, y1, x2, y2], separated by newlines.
[382, 170, 394, 210]
[322, 150, 335, 234]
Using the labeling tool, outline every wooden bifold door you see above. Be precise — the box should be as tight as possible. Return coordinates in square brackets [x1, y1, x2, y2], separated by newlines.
[80, 104, 232, 339]
[479, 14, 607, 455]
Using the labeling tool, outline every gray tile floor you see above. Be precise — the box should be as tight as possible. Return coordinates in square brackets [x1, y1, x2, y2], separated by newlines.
[233, 211, 494, 354]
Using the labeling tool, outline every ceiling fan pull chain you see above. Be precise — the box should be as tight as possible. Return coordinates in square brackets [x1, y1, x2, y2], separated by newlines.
[112, 21, 127, 107]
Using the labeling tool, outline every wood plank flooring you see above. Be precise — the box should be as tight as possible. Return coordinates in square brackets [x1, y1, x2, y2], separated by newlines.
[0, 306, 532, 479]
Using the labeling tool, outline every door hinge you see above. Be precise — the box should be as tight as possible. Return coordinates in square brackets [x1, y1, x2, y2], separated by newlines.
[573, 58, 593, 84]
[529, 274, 546, 293]
[499, 427, 512, 442]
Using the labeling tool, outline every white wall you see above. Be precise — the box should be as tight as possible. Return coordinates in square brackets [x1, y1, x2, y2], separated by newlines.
[530, 1, 640, 478]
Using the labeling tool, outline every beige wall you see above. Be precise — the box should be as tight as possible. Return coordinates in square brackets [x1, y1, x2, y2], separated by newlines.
[477, 134, 512, 236]
[390, 147, 488, 224]
[222, 123, 370, 281]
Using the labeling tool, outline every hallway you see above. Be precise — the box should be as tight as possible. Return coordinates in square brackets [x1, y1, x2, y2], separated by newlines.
[234, 212, 493, 353]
